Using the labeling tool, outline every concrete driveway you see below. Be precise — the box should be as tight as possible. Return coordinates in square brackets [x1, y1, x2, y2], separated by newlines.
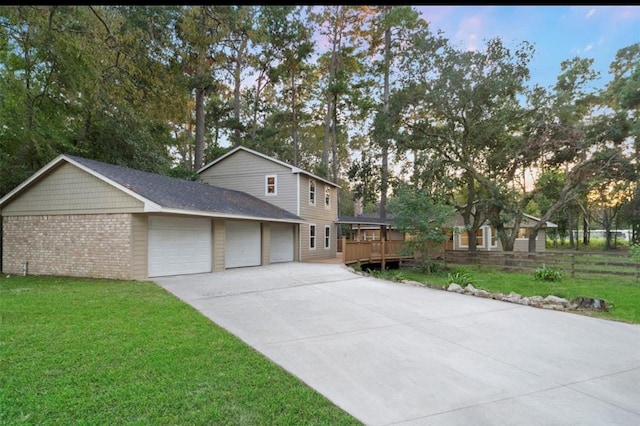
[154, 262, 640, 426]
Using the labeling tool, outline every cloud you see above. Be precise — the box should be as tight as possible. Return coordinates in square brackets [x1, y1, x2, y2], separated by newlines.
[455, 15, 484, 52]
[584, 44, 593, 52]
[585, 8, 596, 18]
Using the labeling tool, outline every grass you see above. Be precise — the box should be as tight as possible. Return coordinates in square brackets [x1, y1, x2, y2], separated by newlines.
[383, 264, 640, 324]
[0, 274, 361, 426]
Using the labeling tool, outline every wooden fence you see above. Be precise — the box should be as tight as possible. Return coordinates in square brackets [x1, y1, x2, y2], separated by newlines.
[443, 250, 640, 281]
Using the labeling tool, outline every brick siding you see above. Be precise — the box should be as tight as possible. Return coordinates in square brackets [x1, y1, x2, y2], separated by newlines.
[2, 214, 133, 280]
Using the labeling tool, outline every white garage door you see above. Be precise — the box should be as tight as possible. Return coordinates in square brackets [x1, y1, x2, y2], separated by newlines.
[225, 220, 261, 268]
[148, 216, 212, 277]
[270, 223, 294, 263]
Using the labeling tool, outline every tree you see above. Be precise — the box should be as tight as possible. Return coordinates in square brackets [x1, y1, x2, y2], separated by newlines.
[388, 185, 455, 272]
[392, 35, 535, 252]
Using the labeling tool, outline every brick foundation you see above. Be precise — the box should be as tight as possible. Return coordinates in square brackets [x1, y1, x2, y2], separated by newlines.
[2, 214, 133, 280]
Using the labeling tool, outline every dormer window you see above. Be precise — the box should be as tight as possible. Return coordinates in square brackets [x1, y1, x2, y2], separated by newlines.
[265, 175, 277, 196]
[309, 179, 316, 205]
[324, 186, 331, 209]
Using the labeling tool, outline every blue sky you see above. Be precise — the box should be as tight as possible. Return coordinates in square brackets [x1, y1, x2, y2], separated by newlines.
[414, 5, 640, 91]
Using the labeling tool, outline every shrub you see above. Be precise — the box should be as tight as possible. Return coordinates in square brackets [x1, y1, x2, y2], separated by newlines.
[534, 264, 562, 282]
[447, 269, 474, 286]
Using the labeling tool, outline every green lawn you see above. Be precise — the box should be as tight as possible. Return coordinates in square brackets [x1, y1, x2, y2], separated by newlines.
[394, 264, 640, 324]
[0, 275, 361, 426]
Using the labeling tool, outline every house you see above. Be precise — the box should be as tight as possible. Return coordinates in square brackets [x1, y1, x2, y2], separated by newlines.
[197, 146, 340, 262]
[0, 154, 307, 280]
[338, 207, 556, 253]
[446, 213, 558, 252]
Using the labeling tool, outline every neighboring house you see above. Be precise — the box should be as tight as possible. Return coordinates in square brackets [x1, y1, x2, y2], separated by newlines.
[198, 146, 340, 262]
[446, 213, 558, 252]
[0, 154, 306, 280]
[336, 213, 405, 242]
[338, 208, 556, 253]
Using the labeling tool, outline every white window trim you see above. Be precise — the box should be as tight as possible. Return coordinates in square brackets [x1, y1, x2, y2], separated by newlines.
[309, 179, 316, 206]
[324, 186, 331, 209]
[324, 225, 331, 249]
[265, 174, 277, 196]
[309, 223, 317, 250]
[457, 226, 486, 249]
[485, 225, 499, 249]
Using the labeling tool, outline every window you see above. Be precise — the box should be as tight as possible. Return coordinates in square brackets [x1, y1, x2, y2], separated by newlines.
[517, 228, 531, 239]
[265, 175, 277, 195]
[309, 180, 316, 205]
[309, 224, 316, 249]
[489, 227, 499, 248]
[459, 227, 484, 248]
[324, 226, 331, 249]
[324, 186, 331, 209]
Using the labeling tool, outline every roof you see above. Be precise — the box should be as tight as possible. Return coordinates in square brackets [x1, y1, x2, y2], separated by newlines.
[198, 145, 340, 188]
[523, 213, 558, 228]
[0, 154, 306, 223]
[336, 215, 395, 226]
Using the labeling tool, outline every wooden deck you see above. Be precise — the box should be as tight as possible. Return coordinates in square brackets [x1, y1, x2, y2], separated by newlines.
[340, 237, 414, 269]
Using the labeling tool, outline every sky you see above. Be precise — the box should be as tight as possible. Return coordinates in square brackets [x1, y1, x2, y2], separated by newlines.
[414, 5, 640, 91]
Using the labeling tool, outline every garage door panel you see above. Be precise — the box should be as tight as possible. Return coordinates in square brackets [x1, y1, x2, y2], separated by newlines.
[225, 221, 261, 268]
[270, 223, 294, 263]
[148, 216, 212, 277]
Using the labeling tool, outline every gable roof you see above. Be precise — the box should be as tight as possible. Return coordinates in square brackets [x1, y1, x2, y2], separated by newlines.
[198, 145, 340, 188]
[0, 154, 306, 223]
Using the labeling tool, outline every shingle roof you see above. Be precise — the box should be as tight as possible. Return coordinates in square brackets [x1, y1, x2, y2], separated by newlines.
[66, 155, 304, 222]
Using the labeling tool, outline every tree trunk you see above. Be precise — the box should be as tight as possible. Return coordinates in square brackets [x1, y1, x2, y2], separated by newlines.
[194, 87, 205, 170]
[291, 71, 298, 166]
[379, 7, 392, 241]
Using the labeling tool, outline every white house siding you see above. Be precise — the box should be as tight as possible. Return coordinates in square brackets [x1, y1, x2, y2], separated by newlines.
[1, 162, 144, 216]
[2, 214, 133, 280]
[198, 150, 298, 214]
[299, 175, 338, 261]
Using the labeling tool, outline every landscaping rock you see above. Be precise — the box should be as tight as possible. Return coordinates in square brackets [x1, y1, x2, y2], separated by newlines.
[573, 296, 609, 312]
[474, 289, 491, 298]
[447, 283, 464, 293]
[464, 284, 476, 294]
[543, 295, 570, 308]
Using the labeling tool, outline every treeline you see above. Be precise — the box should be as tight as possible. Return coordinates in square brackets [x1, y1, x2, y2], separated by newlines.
[1, 6, 638, 251]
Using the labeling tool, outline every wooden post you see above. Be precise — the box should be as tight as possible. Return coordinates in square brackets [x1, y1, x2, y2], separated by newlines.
[381, 238, 386, 270]
[342, 236, 347, 264]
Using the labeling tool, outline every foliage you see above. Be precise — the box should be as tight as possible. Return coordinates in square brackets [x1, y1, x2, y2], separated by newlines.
[629, 244, 640, 262]
[0, 275, 360, 425]
[388, 185, 455, 271]
[533, 264, 563, 282]
[446, 269, 474, 286]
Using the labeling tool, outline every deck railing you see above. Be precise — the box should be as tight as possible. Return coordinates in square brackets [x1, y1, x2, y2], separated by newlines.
[341, 237, 414, 268]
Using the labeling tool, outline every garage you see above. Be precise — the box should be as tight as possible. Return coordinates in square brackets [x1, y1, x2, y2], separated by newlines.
[225, 220, 261, 268]
[148, 216, 212, 277]
[270, 223, 294, 263]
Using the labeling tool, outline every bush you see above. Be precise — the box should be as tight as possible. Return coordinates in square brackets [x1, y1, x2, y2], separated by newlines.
[447, 269, 474, 286]
[534, 264, 563, 282]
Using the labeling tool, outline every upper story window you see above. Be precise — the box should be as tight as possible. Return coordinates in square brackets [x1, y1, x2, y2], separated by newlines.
[324, 186, 331, 209]
[309, 179, 316, 206]
[265, 175, 277, 196]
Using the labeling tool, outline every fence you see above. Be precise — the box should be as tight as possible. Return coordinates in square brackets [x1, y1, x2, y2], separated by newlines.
[443, 250, 640, 281]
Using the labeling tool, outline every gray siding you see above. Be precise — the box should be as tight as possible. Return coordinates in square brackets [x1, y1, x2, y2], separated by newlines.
[199, 150, 298, 214]
[2, 163, 144, 216]
[299, 175, 338, 261]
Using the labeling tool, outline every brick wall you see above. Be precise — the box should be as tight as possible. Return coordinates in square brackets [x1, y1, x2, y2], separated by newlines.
[2, 214, 133, 280]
